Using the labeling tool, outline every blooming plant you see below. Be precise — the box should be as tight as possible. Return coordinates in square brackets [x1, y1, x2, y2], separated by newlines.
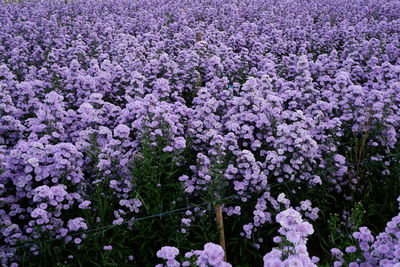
[331, 197, 400, 266]
[263, 208, 319, 267]
[157, 243, 232, 267]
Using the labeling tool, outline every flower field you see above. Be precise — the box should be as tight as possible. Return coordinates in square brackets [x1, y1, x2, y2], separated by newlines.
[1, 0, 400, 266]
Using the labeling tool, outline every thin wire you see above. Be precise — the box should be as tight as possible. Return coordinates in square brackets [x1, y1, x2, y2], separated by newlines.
[14, 195, 240, 250]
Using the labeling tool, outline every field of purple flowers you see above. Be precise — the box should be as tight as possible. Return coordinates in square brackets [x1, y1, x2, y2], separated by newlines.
[1, 0, 400, 266]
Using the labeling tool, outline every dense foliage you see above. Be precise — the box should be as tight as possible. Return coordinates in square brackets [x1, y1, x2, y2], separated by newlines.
[0, 0, 400, 266]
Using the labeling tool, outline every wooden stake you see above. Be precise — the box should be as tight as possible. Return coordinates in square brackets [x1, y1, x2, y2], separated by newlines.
[195, 32, 203, 43]
[215, 204, 227, 261]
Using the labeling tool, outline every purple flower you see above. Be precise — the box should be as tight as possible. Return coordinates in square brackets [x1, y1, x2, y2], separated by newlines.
[157, 246, 179, 260]
[67, 218, 88, 232]
[114, 124, 130, 139]
[345, 246, 357, 253]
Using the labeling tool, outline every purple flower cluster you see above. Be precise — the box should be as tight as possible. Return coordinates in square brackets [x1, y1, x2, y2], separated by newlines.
[263, 208, 319, 267]
[156, 243, 231, 267]
[332, 196, 400, 266]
